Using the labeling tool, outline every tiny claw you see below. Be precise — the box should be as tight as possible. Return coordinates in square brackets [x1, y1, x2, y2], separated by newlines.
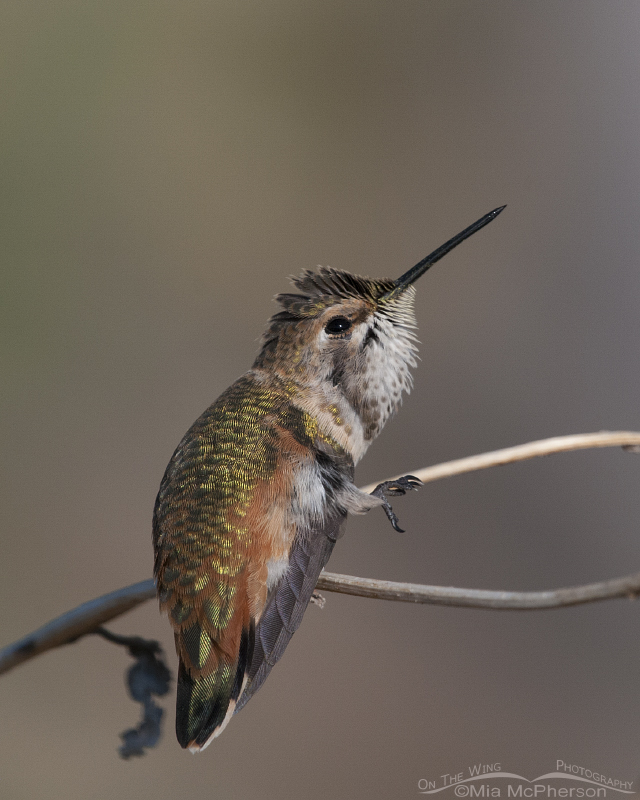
[386, 475, 422, 494]
[372, 475, 422, 497]
[382, 503, 405, 533]
[310, 591, 326, 609]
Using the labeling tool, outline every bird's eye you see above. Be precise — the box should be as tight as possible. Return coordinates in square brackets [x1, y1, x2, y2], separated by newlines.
[325, 316, 352, 335]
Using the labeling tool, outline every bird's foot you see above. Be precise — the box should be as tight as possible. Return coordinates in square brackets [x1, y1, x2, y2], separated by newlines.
[370, 475, 422, 532]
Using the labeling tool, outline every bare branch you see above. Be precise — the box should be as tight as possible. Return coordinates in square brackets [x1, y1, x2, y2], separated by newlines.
[358, 430, 640, 493]
[3, 566, 640, 676]
[2, 430, 639, 677]
[315, 571, 640, 608]
[0, 580, 155, 675]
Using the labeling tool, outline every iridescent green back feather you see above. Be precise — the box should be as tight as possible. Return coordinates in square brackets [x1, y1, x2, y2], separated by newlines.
[153, 373, 338, 747]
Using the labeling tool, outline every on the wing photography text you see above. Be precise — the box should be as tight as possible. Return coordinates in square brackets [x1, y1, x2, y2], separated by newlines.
[418, 762, 635, 797]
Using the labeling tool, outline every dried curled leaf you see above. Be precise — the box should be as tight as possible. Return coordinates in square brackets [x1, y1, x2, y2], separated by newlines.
[94, 628, 171, 758]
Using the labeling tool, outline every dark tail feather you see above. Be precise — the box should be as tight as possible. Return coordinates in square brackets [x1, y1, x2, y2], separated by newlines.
[176, 622, 255, 750]
[235, 513, 345, 714]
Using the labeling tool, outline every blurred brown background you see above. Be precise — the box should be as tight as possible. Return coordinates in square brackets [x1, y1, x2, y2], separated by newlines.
[2, 1, 640, 797]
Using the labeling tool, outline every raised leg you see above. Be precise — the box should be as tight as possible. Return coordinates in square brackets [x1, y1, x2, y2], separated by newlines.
[369, 475, 422, 532]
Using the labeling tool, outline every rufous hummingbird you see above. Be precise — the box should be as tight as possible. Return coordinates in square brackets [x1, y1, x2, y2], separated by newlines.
[153, 206, 505, 751]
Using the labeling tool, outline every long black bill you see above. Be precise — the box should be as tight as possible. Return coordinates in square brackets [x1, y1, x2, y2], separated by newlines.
[384, 206, 505, 301]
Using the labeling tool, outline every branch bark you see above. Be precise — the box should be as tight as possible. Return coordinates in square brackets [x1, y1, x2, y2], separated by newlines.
[2, 430, 639, 677]
[359, 430, 640, 492]
[315, 571, 640, 607]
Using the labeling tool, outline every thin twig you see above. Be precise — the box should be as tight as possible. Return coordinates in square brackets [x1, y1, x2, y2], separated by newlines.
[358, 430, 640, 493]
[2, 430, 639, 677]
[315, 571, 640, 608]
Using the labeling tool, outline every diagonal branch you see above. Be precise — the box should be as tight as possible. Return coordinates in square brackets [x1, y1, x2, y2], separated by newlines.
[1, 430, 639, 677]
[358, 430, 640, 493]
[0, 580, 156, 675]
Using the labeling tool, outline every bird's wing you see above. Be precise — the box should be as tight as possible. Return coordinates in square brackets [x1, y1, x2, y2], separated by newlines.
[153, 375, 283, 750]
[234, 510, 346, 714]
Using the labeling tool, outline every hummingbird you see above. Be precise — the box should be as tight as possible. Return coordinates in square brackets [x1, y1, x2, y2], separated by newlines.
[153, 206, 505, 751]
